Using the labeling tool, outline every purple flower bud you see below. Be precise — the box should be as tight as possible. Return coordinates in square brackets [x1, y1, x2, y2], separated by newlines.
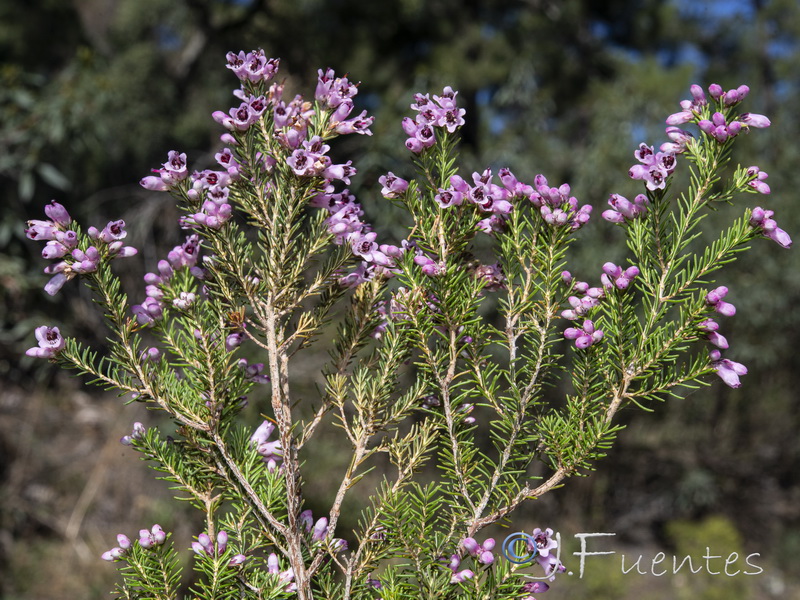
[312, 518, 328, 542]
[44, 200, 71, 226]
[706, 286, 736, 316]
[229, 554, 246, 566]
[152, 524, 166, 545]
[299, 509, 314, 532]
[739, 113, 770, 128]
[709, 349, 747, 388]
[462, 537, 480, 555]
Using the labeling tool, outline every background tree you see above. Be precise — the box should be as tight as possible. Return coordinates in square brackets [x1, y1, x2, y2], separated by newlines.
[1, 0, 798, 597]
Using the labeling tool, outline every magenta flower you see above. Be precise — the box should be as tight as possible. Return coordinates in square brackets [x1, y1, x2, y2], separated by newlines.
[750, 207, 792, 249]
[26, 326, 66, 358]
[709, 349, 747, 388]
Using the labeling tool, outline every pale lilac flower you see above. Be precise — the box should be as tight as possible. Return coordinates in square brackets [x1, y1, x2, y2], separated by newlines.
[25, 219, 59, 241]
[709, 349, 747, 388]
[414, 254, 444, 276]
[44, 200, 71, 227]
[172, 292, 196, 309]
[138, 524, 166, 549]
[739, 113, 771, 129]
[120, 422, 146, 445]
[266, 553, 296, 592]
[26, 326, 66, 358]
[349, 231, 392, 266]
[312, 518, 328, 542]
[705, 286, 736, 317]
[474, 263, 504, 291]
[379, 172, 409, 199]
[229, 554, 246, 566]
[299, 510, 314, 533]
[132, 297, 164, 326]
[225, 332, 244, 351]
[660, 126, 693, 154]
[750, 207, 792, 248]
[602, 193, 649, 223]
[746, 166, 771, 195]
[698, 319, 728, 349]
[522, 581, 550, 594]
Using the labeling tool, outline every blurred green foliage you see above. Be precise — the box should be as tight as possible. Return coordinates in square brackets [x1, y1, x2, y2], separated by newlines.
[1, 0, 798, 598]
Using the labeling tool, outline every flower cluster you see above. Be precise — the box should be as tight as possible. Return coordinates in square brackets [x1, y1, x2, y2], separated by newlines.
[120, 422, 146, 446]
[701, 286, 747, 387]
[192, 530, 245, 565]
[250, 420, 282, 471]
[403, 87, 466, 152]
[140, 151, 190, 191]
[267, 553, 297, 593]
[564, 319, 604, 349]
[25, 200, 136, 296]
[529, 175, 592, 231]
[709, 349, 748, 389]
[462, 536, 496, 566]
[600, 262, 639, 290]
[746, 166, 770, 195]
[299, 509, 348, 552]
[132, 234, 202, 326]
[526, 528, 565, 581]
[225, 49, 280, 83]
[628, 143, 676, 191]
[750, 206, 791, 248]
[560, 272, 604, 321]
[705, 286, 736, 316]
[102, 524, 168, 560]
[601, 192, 649, 223]
[101, 533, 133, 562]
[316, 67, 375, 135]
[666, 83, 770, 136]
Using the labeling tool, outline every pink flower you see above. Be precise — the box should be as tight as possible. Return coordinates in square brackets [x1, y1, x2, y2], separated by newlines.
[709, 349, 747, 388]
[26, 326, 66, 358]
